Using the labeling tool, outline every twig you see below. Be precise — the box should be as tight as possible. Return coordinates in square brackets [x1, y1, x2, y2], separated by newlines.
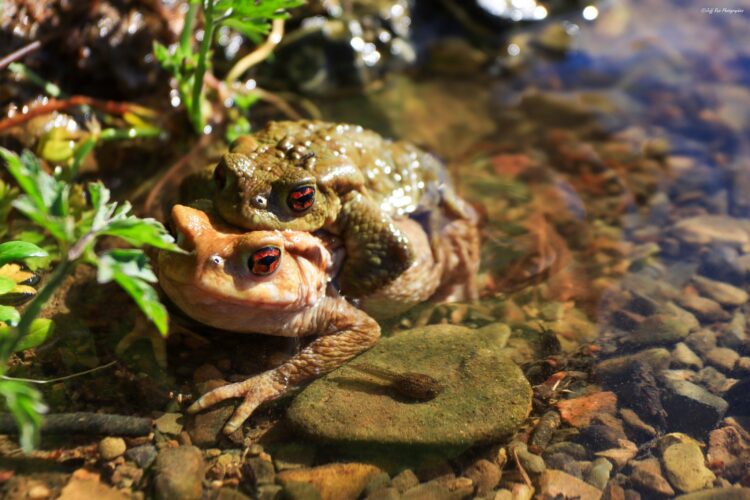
[1, 361, 117, 385]
[0, 40, 42, 70]
[225, 18, 285, 83]
[0, 96, 155, 133]
[0, 412, 152, 436]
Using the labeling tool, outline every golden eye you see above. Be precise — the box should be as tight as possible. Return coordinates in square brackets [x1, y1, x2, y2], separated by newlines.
[287, 185, 315, 213]
[249, 246, 281, 275]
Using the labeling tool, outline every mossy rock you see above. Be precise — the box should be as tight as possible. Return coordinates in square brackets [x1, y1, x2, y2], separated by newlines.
[287, 324, 531, 467]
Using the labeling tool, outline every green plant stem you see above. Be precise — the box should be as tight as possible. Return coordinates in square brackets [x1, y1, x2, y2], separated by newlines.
[99, 127, 162, 141]
[180, 1, 200, 53]
[190, 0, 216, 133]
[1, 259, 73, 365]
[8, 63, 65, 98]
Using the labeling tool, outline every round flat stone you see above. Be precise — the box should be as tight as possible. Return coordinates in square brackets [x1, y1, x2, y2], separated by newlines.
[287, 325, 531, 461]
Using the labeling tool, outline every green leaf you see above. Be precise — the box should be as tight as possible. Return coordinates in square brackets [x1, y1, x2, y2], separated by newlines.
[0, 379, 47, 453]
[13, 318, 54, 351]
[12, 197, 68, 242]
[0, 241, 48, 266]
[99, 217, 181, 251]
[0, 305, 20, 326]
[96, 250, 168, 334]
[0, 277, 15, 295]
[0, 148, 47, 215]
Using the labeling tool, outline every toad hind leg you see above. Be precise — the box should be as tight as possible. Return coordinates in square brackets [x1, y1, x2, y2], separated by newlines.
[186, 297, 380, 434]
[337, 191, 414, 298]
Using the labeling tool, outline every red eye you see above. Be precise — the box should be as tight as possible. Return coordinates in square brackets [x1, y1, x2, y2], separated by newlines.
[250, 246, 281, 275]
[288, 185, 315, 212]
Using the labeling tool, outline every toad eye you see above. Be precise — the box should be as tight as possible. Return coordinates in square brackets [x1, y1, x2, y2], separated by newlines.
[249, 246, 281, 276]
[214, 164, 227, 190]
[287, 185, 315, 213]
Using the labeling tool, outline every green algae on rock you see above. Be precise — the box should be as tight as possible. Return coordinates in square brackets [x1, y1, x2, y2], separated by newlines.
[286, 324, 531, 466]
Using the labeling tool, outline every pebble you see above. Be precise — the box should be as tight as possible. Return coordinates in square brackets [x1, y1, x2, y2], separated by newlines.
[187, 403, 235, 447]
[578, 424, 627, 452]
[538, 469, 603, 500]
[658, 433, 716, 493]
[558, 392, 617, 428]
[463, 459, 501, 497]
[215, 488, 251, 500]
[619, 408, 657, 439]
[594, 348, 671, 383]
[725, 378, 750, 414]
[545, 452, 583, 478]
[675, 488, 750, 499]
[154, 413, 184, 436]
[544, 441, 589, 460]
[245, 457, 276, 486]
[672, 343, 704, 370]
[705, 347, 739, 373]
[693, 275, 749, 306]
[530, 411, 561, 450]
[661, 378, 729, 437]
[280, 481, 322, 500]
[685, 329, 718, 356]
[672, 215, 750, 248]
[586, 458, 613, 490]
[257, 485, 283, 500]
[391, 469, 419, 493]
[401, 482, 453, 500]
[365, 487, 400, 500]
[273, 443, 316, 471]
[697, 366, 734, 394]
[509, 441, 546, 475]
[720, 312, 747, 348]
[625, 307, 698, 346]
[125, 444, 157, 469]
[98, 437, 127, 461]
[153, 446, 205, 500]
[276, 463, 382, 500]
[737, 357, 750, 374]
[629, 458, 675, 497]
[676, 294, 730, 322]
[362, 472, 391, 497]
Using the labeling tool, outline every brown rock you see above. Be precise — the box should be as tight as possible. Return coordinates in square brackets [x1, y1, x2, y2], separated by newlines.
[629, 458, 675, 497]
[706, 347, 740, 373]
[98, 437, 127, 461]
[538, 469, 602, 500]
[464, 459, 501, 497]
[187, 404, 235, 447]
[59, 469, 128, 500]
[276, 463, 382, 500]
[558, 392, 618, 428]
[154, 446, 205, 500]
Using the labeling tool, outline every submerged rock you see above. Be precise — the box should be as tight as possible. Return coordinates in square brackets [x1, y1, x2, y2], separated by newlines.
[287, 325, 531, 466]
[661, 379, 728, 437]
[276, 463, 382, 500]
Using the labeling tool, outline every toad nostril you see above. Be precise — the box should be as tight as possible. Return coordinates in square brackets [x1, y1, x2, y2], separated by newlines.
[214, 163, 228, 190]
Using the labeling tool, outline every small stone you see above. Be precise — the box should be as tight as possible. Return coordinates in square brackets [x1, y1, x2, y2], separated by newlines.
[677, 294, 730, 322]
[658, 433, 715, 493]
[98, 437, 127, 461]
[706, 347, 740, 373]
[401, 483, 453, 500]
[661, 378, 728, 436]
[595, 440, 638, 469]
[276, 463, 382, 500]
[586, 458, 613, 490]
[187, 403, 234, 447]
[673, 343, 704, 370]
[672, 215, 750, 248]
[245, 457, 275, 486]
[362, 472, 391, 497]
[530, 411, 561, 451]
[59, 469, 128, 500]
[538, 469, 603, 500]
[697, 366, 734, 394]
[675, 488, 750, 499]
[602, 482, 625, 500]
[594, 348, 671, 383]
[626, 304, 699, 346]
[273, 443, 316, 471]
[280, 481, 322, 500]
[215, 488, 251, 500]
[365, 487, 400, 500]
[693, 275, 749, 306]
[153, 446, 205, 500]
[629, 458, 675, 497]
[545, 442, 589, 460]
[619, 408, 657, 439]
[391, 469, 419, 492]
[28, 484, 51, 499]
[510, 441, 546, 475]
[578, 425, 627, 452]
[545, 452, 583, 478]
[720, 312, 747, 348]
[686, 330, 718, 356]
[737, 357, 750, 374]
[257, 485, 283, 500]
[558, 392, 617, 428]
[154, 413, 184, 436]
[464, 459, 501, 497]
[493, 489, 513, 500]
[125, 445, 157, 469]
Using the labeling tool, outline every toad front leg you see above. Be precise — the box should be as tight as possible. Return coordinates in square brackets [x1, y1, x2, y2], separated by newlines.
[337, 191, 414, 298]
[187, 297, 380, 434]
